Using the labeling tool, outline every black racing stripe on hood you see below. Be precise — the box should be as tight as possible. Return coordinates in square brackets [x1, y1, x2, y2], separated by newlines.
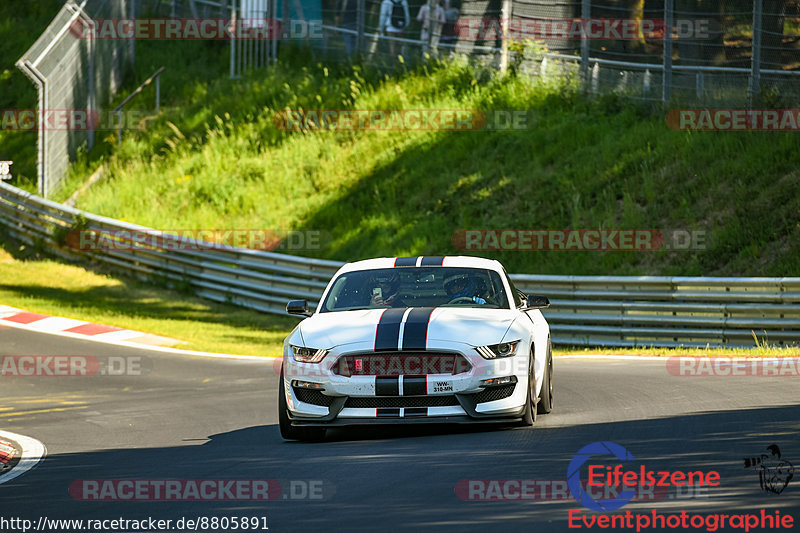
[374, 308, 406, 351]
[401, 307, 436, 351]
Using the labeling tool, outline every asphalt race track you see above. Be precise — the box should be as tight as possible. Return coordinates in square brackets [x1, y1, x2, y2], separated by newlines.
[1, 325, 799, 533]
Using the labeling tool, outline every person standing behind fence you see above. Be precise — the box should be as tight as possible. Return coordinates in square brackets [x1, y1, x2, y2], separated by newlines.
[440, 0, 460, 45]
[417, 0, 446, 51]
[336, 0, 358, 56]
[379, 0, 410, 58]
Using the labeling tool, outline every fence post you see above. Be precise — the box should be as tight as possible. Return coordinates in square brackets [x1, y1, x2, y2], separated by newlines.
[129, 0, 136, 66]
[87, 15, 96, 152]
[356, 0, 365, 54]
[750, 0, 762, 104]
[662, 0, 673, 104]
[230, 0, 237, 78]
[282, 0, 290, 41]
[580, 0, 590, 87]
[500, 0, 511, 71]
[695, 72, 704, 99]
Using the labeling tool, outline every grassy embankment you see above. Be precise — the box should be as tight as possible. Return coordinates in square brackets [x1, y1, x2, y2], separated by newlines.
[1, 3, 799, 355]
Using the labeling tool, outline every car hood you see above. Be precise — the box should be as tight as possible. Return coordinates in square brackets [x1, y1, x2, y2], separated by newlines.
[298, 307, 518, 349]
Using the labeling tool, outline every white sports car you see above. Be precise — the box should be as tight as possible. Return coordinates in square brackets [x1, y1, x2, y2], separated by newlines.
[279, 256, 553, 440]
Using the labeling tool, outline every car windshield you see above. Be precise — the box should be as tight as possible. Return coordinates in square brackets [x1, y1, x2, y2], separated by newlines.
[320, 267, 510, 312]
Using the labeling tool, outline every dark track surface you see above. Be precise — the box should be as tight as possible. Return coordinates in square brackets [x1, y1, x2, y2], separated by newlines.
[1, 325, 799, 532]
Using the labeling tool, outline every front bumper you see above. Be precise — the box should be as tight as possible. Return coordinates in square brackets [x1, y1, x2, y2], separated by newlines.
[283, 342, 530, 426]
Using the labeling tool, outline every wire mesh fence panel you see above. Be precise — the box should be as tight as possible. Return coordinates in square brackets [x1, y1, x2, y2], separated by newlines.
[16, 0, 133, 199]
[313, 0, 800, 106]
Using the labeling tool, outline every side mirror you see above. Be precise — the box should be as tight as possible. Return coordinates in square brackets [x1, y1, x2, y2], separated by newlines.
[525, 294, 550, 309]
[287, 300, 312, 317]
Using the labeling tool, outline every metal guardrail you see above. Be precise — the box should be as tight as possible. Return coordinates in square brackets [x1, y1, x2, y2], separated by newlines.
[1, 181, 799, 349]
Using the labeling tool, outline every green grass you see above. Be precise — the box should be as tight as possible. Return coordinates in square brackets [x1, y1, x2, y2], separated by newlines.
[0, 237, 299, 356]
[54, 42, 800, 277]
[4, 6, 799, 277]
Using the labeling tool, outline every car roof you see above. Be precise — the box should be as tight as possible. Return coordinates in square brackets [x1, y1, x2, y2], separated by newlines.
[335, 256, 505, 275]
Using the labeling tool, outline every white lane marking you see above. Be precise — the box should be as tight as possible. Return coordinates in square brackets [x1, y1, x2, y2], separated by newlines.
[92, 330, 148, 341]
[557, 354, 799, 362]
[557, 355, 670, 360]
[0, 430, 46, 485]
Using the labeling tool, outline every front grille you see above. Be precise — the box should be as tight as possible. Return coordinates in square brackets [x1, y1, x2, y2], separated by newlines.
[293, 388, 336, 407]
[473, 384, 516, 403]
[345, 396, 460, 408]
[333, 352, 471, 376]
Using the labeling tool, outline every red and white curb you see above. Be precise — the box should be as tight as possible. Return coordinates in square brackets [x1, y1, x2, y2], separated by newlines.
[0, 305, 276, 361]
[0, 305, 179, 348]
[0, 431, 46, 485]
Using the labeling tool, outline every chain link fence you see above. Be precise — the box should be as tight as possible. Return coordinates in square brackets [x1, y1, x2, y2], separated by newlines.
[16, 0, 134, 199]
[316, 0, 800, 104]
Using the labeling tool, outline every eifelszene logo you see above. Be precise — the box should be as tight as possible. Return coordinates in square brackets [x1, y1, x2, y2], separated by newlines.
[567, 441, 721, 512]
[744, 444, 794, 494]
[568, 441, 637, 511]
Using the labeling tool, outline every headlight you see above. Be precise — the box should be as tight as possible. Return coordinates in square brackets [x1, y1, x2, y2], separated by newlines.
[291, 345, 329, 363]
[476, 340, 520, 359]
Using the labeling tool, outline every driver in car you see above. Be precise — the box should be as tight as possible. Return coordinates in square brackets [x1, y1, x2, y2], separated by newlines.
[369, 271, 407, 307]
[443, 273, 487, 304]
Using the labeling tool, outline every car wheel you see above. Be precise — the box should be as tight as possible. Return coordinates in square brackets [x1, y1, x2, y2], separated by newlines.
[520, 348, 538, 426]
[537, 337, 553, 414]
[278, 368, 326, 441]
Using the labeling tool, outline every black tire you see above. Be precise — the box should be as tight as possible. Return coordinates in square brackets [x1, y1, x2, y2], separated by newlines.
[537, 337, 553, 414]
[278, 368, 326, 441]
[519, 348, 538, 426]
